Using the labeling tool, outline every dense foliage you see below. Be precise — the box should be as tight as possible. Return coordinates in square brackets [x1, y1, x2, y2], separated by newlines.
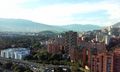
[0, 61, 33, 72]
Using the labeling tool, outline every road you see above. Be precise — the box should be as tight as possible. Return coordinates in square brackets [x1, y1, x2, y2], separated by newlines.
[0, 57, 71, 72]
[0, 57, 45, 72]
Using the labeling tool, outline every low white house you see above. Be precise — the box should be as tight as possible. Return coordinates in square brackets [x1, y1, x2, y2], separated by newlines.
[1, 48, 30, 60]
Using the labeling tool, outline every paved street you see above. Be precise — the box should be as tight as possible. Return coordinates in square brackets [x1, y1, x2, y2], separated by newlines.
[0, 57, 71, 72]
[0, 57, 44, 72]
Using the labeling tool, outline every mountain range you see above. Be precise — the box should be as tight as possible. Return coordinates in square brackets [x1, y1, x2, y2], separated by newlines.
[0, 18, 103, 32]
[112, 22, 120, 28]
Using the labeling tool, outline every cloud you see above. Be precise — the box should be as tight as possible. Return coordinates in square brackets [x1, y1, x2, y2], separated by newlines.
[30, 1, 120, 26]
[0, 0, 120, 26]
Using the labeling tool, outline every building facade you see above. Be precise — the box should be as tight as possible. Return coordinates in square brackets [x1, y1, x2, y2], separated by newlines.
[47, 43, 61, 54]
[1, 48, 30, 60]
[64, 31, 77, 52]
[113, 48, 120, 72]
[64, 31, 79, 62]
[91, 51, 114, 72]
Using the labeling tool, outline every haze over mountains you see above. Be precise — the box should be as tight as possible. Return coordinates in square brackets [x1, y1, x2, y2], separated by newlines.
[0, 18, 66, 32]
[112, 22, 120, 28]
[0, 18, 116, 32]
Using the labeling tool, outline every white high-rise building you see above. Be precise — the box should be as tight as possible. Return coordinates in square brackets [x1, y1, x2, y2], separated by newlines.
[1, 48, 30, 60]
[105, 35, 111, 45]
[108, 26, 112, 35]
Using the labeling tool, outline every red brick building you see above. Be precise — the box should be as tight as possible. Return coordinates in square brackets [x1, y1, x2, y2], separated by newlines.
[91, 51, 114, 72]
[78, 42, 106, 67]
[64, 31, 78, 62]
[47, 43, 61, 54]
[113, 47, 120, 72]
[47, 36, 65, 54]
[69, 47, 80, 62]
[90, 46, 120, 72]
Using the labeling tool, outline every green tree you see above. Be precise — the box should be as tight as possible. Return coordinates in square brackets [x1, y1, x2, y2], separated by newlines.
[3, 62, 13, 69]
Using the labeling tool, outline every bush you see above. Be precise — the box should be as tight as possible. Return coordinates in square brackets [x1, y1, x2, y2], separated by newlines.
[3, 62, 13, 69]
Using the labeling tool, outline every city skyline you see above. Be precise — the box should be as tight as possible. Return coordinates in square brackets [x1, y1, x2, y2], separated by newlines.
[0, 0, 120, 26]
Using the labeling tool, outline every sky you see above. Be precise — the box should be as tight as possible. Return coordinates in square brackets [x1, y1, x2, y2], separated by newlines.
[0, 0, 120, 26]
